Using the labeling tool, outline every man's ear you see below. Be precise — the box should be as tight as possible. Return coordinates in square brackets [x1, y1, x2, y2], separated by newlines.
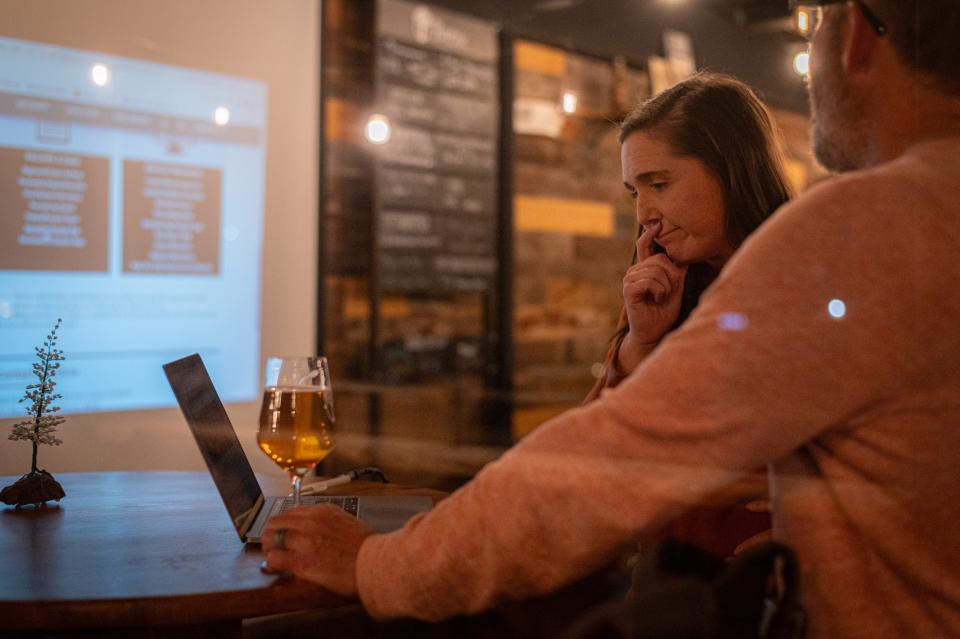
[841, 0, 879, 74]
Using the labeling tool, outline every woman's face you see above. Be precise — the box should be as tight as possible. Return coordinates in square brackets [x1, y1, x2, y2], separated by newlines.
[621, 130, 734, 267]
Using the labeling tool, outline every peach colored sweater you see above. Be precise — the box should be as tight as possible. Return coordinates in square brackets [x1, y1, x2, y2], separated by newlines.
[356, 136, 960, 638]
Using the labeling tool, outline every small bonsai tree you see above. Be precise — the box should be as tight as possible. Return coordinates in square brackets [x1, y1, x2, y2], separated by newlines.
[2, 319, 67, 507]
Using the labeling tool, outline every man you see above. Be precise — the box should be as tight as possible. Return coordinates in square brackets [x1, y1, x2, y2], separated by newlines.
[263, 2, 960, 636]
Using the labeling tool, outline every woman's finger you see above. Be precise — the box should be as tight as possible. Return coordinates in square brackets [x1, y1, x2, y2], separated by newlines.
[646, 253, 688, 287]
[625, 268, 672, 300]
[636, 221, 660, 261]
[624, 264, 672, 286]
[625, 277, 668, 304]
[625, 277, 667, 304]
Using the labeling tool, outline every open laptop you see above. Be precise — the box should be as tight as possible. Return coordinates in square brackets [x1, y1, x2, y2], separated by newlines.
[163, 353, 433, 543]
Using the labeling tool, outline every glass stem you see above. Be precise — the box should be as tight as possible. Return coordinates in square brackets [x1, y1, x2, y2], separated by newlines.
[291, 473, 302, 507]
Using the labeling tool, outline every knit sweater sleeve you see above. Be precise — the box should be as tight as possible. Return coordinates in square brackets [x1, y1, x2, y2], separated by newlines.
[355, 175, 915, 621]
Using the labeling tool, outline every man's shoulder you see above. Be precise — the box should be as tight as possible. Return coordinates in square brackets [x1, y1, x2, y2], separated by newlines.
[769, 148, 951, 232]
[800, 137, 960, 207]
[757, 171, 884, 242]
[726, 144, 960, 282]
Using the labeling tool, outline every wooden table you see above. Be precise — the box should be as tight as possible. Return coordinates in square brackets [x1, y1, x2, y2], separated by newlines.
[0, 471, 440, 638]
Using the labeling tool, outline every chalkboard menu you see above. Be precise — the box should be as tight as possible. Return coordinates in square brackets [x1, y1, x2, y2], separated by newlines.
[375, 0, 498, 293]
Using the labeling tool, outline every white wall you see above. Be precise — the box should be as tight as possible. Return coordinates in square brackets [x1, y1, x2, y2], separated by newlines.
[0, 0, 319, 479]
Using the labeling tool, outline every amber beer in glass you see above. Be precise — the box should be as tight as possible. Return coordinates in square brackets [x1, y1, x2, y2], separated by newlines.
[257, 356, 335, 506]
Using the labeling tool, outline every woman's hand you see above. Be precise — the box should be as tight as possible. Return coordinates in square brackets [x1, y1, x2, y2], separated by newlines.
[617, 221, 688, 374]
[262, 504, 372, 597]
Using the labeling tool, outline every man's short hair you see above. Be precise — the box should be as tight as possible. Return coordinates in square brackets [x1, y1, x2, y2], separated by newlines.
[871, 0, 960, 94]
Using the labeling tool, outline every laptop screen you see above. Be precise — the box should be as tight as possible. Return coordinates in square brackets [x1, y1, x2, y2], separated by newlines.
[163, 354, 263, 536]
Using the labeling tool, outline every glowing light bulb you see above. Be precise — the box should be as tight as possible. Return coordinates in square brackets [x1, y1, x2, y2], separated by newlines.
[561, 92, 578, 114]
[91, 64, 110, 87]
[793, 51, 810, 76]
[828, 299, 846, 319]
[795, 7, 811, 35]
[214, 106, 230, 126]
[364, 114, 391, 144]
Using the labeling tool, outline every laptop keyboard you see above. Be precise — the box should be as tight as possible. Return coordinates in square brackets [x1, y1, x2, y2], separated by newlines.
[274, 496, 359, 517]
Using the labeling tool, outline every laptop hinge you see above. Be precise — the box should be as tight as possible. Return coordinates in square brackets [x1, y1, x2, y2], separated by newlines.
[237, 494, 265, 539]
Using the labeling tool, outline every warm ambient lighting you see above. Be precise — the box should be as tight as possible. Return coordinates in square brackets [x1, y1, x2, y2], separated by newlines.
[90, 63, 110, 87]
[561, 91, 578, 114]
[364, 113, 392, 144]
[795, 7, 812, 36]
[793, 51, 810, 76]
[214, 106, 230, 126]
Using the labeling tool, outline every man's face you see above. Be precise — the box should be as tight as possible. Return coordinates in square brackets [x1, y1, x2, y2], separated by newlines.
[808, 6, 869, 172]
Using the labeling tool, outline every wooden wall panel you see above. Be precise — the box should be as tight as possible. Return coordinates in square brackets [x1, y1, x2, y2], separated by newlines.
[512, 41, 642, 404]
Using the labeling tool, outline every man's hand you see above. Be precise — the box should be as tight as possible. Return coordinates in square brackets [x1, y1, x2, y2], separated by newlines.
[261, 504, 372, 597]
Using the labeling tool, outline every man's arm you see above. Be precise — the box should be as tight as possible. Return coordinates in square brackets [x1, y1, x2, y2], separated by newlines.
[355, 178, 909, 620]
[273, 175, 905, 621]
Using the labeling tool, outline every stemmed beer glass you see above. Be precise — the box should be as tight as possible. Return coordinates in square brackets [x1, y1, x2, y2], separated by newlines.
[257, 356, 335, 506]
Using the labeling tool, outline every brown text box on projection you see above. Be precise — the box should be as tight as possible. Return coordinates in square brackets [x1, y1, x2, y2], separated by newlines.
[122, 160, 221, 275]
[0, 146, 109, 272]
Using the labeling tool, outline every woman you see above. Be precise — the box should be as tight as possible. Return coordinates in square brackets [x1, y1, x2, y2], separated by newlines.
[587, 73, 794, 555]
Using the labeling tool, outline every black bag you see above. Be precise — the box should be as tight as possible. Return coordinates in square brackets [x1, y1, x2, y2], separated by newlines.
[563, 539, 805, 639]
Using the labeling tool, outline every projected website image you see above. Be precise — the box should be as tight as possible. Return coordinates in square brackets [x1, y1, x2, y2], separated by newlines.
[0, 36, 267, 416]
